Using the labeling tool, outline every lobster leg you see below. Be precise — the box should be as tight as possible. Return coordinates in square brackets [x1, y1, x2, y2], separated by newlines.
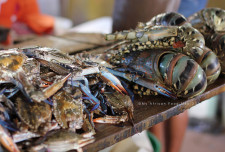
[107, 68, 177, 99]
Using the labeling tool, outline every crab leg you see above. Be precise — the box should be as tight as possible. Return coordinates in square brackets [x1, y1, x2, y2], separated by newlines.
[0, 103, 18, 132]
[0, 125, 20, 152]
[107, 68, 177, 99]
[0, 118, 17, 132]
[1, 79, 33, 102]
[6, 88, 20, 99]
[13, 131, 40, 143]
[0, 88, 6, 95]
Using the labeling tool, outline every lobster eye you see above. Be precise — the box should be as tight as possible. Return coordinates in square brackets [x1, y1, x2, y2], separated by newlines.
[175, 18, 186, 26]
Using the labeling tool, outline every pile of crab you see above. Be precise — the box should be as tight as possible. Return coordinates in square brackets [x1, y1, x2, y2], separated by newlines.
[1, 7, 225, 152]
[0, 47, 133, 152]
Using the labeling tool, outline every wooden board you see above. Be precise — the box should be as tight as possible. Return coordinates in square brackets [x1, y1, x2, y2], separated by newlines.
[5, 33, 113, 54]
[83, 76, 225, 152]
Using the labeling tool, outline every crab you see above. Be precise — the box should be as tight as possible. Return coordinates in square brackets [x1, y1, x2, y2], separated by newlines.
[93, 91, 134, 124]
[52, 89, 84, 130]
[31, 130, 95, 152]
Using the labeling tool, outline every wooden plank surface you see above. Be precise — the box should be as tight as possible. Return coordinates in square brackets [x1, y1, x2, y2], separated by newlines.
[82, 76, 225, 152]
[5, 33, 112, 54]
[58, 32, 110, 46]
[6, 32, 225, 152]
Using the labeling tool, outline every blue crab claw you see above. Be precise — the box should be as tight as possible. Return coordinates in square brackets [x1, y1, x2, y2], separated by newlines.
[99, 71, 128, 95]
[78, 83, 101, 111]
[0, 104, 18, 132]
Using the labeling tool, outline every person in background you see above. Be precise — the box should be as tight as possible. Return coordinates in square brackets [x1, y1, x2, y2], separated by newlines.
[178, 0, 208, 17]
[112, 0, 207, 152]
[0, 0, 54, 45]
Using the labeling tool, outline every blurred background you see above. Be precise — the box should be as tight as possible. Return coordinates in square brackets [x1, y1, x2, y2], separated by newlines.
[1, 0, 225, 151]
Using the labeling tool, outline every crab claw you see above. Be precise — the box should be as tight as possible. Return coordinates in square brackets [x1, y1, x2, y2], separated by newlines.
[0, 125, 20, 152]
[43, 73, 71, 99]
[99, 71, 128, 95]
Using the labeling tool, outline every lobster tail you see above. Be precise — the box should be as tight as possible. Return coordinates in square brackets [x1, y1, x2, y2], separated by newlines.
[196, 46, 221, 84]
[188, 8, 225, 34]
[204, 32, 225, 74]
[158, 52, 207, 98]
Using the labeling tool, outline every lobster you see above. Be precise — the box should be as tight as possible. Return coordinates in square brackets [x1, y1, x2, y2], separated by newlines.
[98, 48, 207, 98]
[188, 7, 225, 74]
[105, 12, 221, 85]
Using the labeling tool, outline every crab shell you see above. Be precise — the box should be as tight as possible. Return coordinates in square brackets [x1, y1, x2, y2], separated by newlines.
[52, 90, 84, 129]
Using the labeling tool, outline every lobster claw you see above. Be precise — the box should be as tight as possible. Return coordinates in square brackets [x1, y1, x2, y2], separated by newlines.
[106, 68, 177, 99]
[99, 71, 128, 95]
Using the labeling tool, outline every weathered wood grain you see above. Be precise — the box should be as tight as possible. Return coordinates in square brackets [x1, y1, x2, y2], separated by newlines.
[82, 76, 225, 152]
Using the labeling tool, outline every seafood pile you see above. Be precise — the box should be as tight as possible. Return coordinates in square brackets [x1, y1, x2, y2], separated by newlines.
[0, 47, 133, 152]
[0, 7, 225, 152]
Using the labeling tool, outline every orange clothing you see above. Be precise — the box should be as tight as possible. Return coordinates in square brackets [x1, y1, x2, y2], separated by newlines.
[16, 0, 54, 34]
[0, 0, 17, 28]
[0, 0, 54, 44]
